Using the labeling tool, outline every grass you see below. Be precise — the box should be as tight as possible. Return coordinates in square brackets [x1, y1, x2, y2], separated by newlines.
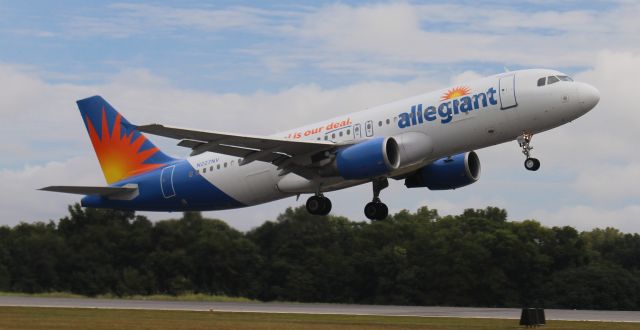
[0, 307, 638, 330]
[0, 292, 86, 299]
[0, 291, 255, 303]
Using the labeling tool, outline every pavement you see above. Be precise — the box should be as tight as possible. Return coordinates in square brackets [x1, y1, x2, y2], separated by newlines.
[1, 296, 639, 322]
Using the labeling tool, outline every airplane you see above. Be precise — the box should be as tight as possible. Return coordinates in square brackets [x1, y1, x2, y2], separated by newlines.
[41, 69, 600, 220]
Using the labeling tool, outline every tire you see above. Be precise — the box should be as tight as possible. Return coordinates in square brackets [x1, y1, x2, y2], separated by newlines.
[524, 158, 541, 171]
[364, 202, 378, 220]
[306, 196, 323, 215]
[365, 202, 388, 221]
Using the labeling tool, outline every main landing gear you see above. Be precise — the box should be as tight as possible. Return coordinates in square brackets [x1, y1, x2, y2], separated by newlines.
[364, 178, 389, 221]
[306, 194, 332, 216]
[518, 132, 540, 171]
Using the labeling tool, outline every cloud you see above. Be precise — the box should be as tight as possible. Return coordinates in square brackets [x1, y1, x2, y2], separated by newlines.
[255, 2, 640, 73]
[0, 156, 102, 225]
[66, 4, 303, 38]
[573, 163, 640, 202]
[48, 2, 640, 76]
[529, 205, 640, 233]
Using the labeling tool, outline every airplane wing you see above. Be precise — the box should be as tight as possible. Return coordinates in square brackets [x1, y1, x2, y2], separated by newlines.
[137, 124, 345, 173]
[39, 185, 138, 199]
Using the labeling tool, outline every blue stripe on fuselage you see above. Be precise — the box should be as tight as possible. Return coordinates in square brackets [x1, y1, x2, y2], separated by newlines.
[81, 159, 245, 211]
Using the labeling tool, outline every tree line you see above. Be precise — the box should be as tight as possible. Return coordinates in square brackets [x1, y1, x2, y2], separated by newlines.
[1, 204, 639, 310]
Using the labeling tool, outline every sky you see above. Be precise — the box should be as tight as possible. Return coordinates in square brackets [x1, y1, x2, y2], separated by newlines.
[0, 1, 639, 232]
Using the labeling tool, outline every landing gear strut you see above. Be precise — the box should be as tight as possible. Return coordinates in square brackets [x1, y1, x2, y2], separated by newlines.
[364, 178, 389, 221]
[306, 194, 332, 216]
[517, 132, 540, 171]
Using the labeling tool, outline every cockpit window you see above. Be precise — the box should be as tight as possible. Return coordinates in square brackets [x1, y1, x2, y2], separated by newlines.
[547, 76, 559, 84]
[537, 77, 546, 86]
[557, 75, 573, 81]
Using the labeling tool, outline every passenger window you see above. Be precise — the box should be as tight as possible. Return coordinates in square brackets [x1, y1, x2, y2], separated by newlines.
[339, 131, 343, 137]
[547, 76, 559, 84]
[346, 129, 351, 135]
[217, 164, 220, 170]
[386, 119, 390, 125]
[203, 168, 206, 173]
[210, 166, 213, 172]
[324, 135, 328, 140]
[224, 162, 228, 168]
[537, 77, 546, 86]
[378, 121, 382, 127]
[332, 133, 336, 138]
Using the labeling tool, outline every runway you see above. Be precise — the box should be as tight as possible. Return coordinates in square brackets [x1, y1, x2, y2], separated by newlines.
[1, 296, 639, 322]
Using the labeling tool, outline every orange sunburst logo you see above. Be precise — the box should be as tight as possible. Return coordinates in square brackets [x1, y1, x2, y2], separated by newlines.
[440, 86, 471, 101]
[86, 107, 163, 184]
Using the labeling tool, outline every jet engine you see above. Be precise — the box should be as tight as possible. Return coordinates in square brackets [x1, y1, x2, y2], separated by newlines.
[333, 137, 399, 180]
[322, 132, 433, 180]
[404, 151, 481, 190]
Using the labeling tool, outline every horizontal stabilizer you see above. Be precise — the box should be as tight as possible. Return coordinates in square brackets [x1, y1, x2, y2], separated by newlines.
[39, 185, 138, 199]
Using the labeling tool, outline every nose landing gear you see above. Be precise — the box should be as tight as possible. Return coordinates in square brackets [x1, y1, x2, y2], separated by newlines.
[518, 132, 540, 171]
[306, 194, 332, 216]
[365, 178, 389, 221]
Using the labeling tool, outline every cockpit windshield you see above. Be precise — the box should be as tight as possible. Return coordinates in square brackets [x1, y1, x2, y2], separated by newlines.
[537, 75, 573, 87]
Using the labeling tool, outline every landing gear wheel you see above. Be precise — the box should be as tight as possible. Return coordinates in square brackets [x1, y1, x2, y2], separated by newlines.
[518, 132, 541, 172]
[364, 201, 388, 221]
[365, 178, 390, 221]
[524, 158, 540, 171]
[306, 196, 323, 214]
[306, 195, 332, 215]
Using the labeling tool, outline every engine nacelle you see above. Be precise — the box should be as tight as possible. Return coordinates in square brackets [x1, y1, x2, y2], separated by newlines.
[389, 131, 433, 168]
[404, 151, 481, 190]
[335, 137, 399, 180]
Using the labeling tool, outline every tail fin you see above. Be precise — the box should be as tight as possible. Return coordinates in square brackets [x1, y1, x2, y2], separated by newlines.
[77, 96, 176, 184]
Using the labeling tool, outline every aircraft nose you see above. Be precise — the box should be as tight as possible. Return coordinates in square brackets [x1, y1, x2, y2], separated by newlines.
[579, 83, 600, 111]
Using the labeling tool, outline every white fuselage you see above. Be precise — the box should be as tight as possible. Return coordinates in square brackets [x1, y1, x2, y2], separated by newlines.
[184, 69, 598, 207]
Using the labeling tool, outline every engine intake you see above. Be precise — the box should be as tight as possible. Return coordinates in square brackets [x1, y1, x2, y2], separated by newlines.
[334, 137, 399, 180]
[405, 151, 481, 190]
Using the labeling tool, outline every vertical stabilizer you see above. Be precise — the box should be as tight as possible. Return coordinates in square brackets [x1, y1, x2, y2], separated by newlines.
[77, 96, 175, 184]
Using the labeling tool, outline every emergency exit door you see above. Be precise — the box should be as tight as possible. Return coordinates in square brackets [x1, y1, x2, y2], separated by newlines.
[499, 75, 518, 110]
[160, 165, 176, 198]
[365, 120, 374, 137]
[353, 123, 362, 139]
